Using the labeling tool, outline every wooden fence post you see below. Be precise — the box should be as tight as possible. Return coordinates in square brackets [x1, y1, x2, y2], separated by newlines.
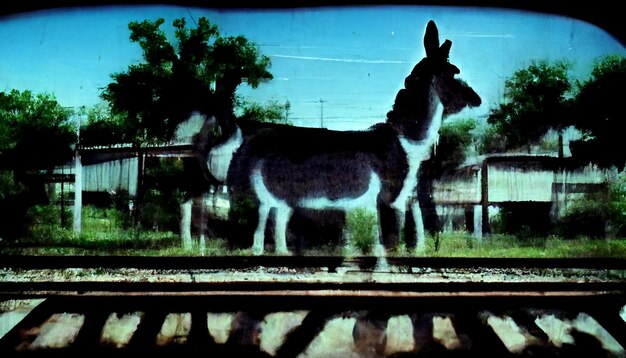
[73, 148, 82, 234]
[481, 158, 489, 235]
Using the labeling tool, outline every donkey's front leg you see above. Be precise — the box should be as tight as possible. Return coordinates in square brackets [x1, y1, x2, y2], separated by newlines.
[252, 204, 270, 255]
[395, 208, 406, 246]
[180, 199, 193, 250]
[410, 200, 427, 253]
[389, 201, 407, 249]
[373, 208, 389, 271]
[274, 205, 293, 255]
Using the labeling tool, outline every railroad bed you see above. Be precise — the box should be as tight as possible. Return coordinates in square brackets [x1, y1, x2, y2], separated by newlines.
[1, 256, 625, 357]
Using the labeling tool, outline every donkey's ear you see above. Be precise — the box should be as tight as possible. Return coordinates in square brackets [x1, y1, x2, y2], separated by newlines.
[440, 39, 452, 59]
[424, 20, 440, 58]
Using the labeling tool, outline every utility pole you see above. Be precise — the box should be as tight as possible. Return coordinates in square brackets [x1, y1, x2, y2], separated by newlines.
[319, 99, 326, 128]
[284, 100, 291, 122]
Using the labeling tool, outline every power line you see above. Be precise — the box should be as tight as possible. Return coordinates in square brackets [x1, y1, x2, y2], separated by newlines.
[186, 8, 198, 27]
[290, 116, 383, 120]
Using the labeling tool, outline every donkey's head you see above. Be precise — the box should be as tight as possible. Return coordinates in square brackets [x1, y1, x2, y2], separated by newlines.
[416, 20, 481, 114]
[422, 20, 481, 114]
[388, 21, 481, 130]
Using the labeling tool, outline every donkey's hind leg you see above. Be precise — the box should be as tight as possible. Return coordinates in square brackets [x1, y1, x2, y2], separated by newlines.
[372, 220, 385, 258]
[274, 205, 293, 255]
[410, 201, 427, 253]
[252, 204, 270, 255]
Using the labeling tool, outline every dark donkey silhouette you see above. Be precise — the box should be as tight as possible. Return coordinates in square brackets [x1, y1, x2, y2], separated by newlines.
[198, 20, 481, 258]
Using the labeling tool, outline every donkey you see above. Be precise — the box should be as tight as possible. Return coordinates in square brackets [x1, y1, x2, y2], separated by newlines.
[201, 20, 481, 257]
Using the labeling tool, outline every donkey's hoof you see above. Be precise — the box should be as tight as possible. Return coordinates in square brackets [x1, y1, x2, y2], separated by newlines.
[375, 260, 390, 272]
[372, 243, 386, 258]
[276, 248, 292, 256]
[252, 246, 264, 256]
[413, 245, 426, 256]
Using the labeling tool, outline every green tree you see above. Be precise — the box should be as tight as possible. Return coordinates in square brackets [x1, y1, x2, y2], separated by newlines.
[238, 99, 293, 124]
[0, 89, 75, 239]
[0, 89, 75, 175]
[476, 123, 508, 154]
[101, 17, 273, 145]
[570, 55, 626, 169]
[100, 17, 273, 237]
[79, 103, 127, 147]
[483, 61, 574, 155]
[432, 118, 478, 169]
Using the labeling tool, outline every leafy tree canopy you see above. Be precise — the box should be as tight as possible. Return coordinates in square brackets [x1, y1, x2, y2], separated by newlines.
[78, 103, 127, 147]
[0, 89, 75, 239]
[570, 55, 626, 169]
[101, 17, 273, 145]
[0, 89, 75, 173]
[589, 54, 625, 79]
[485, 61, 574, 153]
[432, 118, 477, 171]
[238, 99, 292, 125]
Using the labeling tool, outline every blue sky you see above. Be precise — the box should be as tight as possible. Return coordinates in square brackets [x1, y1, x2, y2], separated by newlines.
[0, 5, 624, 130]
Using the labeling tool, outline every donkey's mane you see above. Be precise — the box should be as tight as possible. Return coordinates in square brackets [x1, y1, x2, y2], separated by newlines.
[386, 59, 436, 127]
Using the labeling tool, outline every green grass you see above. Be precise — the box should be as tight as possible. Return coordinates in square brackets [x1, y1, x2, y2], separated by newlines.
[4, 230, 626, 258]
[344, 208, 377, 255]
[3, 204, 626, 258]
[415, 232, 626, 258]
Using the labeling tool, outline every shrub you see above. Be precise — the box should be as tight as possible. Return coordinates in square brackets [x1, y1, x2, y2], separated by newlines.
[559, 173, 626, 238]
[141, 189, 180, 231]
[559, 198, 607, 238]
[24, 204, 75, 243]
[607, 172, 626, 236]
[490, 202, 553, 238]
[345, 208, 377, 254]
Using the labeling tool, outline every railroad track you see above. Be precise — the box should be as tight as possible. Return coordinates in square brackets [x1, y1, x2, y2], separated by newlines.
[1, 256, 625, 357]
